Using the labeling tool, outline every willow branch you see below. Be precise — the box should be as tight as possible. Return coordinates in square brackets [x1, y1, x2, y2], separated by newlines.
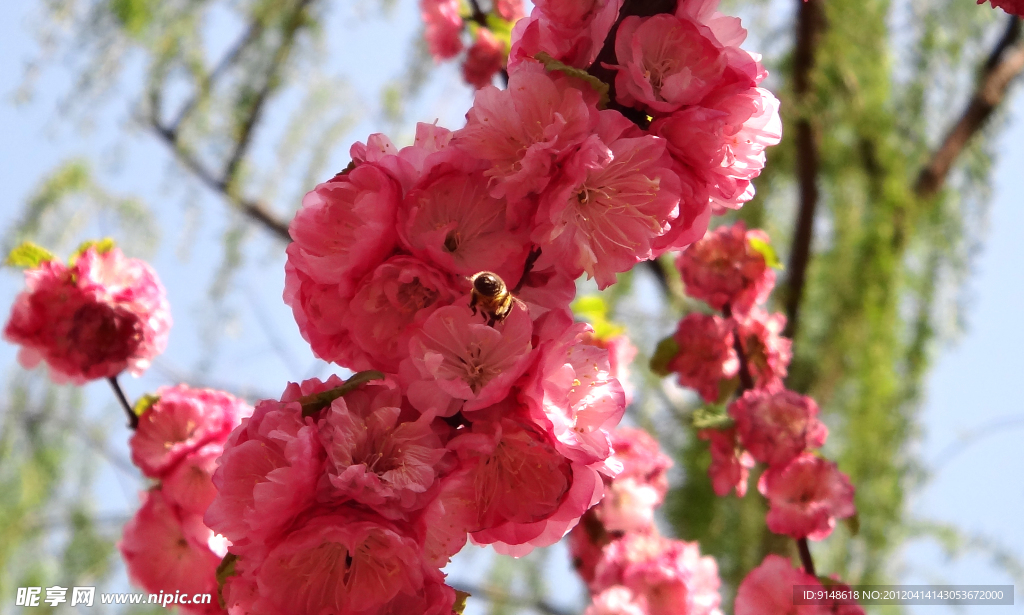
[914, 16, 1024, 198]
[782, 0, 825, 340]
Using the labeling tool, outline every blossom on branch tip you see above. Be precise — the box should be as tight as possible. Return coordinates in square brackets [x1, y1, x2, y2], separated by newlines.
[3, 245, 171, 385]
[677, 222, 776, 315]
[666, 313, 739, 403]
[759, 453, 856, 541]
[729, 389, 827, 468]
[421, 0, 464, 60]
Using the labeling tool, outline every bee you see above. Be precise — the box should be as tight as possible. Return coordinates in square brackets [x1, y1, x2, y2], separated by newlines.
[469, 271, 515, 326]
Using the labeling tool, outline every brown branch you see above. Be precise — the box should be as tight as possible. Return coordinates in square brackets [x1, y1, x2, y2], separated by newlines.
[914, 16, 1024, 198]
[797, 537, 817, 577]
[781, 0, 826, 341]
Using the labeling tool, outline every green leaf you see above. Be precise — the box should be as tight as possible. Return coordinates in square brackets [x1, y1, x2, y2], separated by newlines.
[571, 295, 625, 340]
[649, 336, 681, 376]
[534, 52, 610, 108]
[453, 590, 471, 615]
[5, 242, 56, 268]
[132, 394, 160, 418]
[748, 236, 783, 270]
[69, 238, 116, 266]
[299, 371, 385, 417]
[485, 14, 513, 50]
[691, 405, 734, 430]
[215, 553, 238, 609]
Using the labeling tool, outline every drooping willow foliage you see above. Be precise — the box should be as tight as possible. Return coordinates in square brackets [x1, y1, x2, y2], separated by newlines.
[1, 0, 1019, 612]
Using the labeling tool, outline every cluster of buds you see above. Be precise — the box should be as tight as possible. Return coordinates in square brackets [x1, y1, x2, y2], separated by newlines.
[570, 428, 724, 615]
[420, 0, 525, 88]
[653, 221, 862, 612]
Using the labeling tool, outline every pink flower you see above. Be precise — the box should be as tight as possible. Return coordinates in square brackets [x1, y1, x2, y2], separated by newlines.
[610, 428, 672, 497]
[421, 0, 463, 60]
[130, 385, 251, 478]
[462, 29, 506, 89]
[400, 161, 530, 285]
[285, 163, 400, 300]
[598, 476, 663, 533]
[584, 332, 638, 405]
[454, 66, 597, 205]
[508, 0, 622, 70]
[735, 309, 792, 391]
[758, 453, 856, 541]
[699, 427, 754, 497]
[3, 246, 171, 384]
[611, 14, 728, 113]
[980, 0, 1024, 16]
[667, 313, 739, 403]
[495, 0, 525, 21]
[441, 416, 603, 556]
[162, 443, 224, 515]
[403, 304, 535, 415]
[729, 389, 828, 467]
[249, 509, 454, 615]
[119, 489, 224, 615]
[652, 87, 781, 211]
[585, 586, 646, 615]
[677, 222, 776, 315]
[735, 554, 822, 615]
[522, 320, 626, 466]
[346, 256, 460, 372]
[594, 534, 722, 615]
[204, 379, 328, 558]
[317, 379, 446, 516]
[532, 112, 683, 288]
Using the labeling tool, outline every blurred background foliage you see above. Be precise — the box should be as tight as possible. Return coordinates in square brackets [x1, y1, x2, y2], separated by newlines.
[1, 0, 1022, 612]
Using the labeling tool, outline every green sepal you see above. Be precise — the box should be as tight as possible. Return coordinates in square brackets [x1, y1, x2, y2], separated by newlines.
[299, 370, 385, 417]
[69, 238, 116, 266]
[453, 590, 471, 615]
[748, 236, 783, 270]
[133, 393, 161, 418]
[534, 52, 610, 109]
[691, 404, 734, 430]
[649, 336, 681, 376]
[215, 553, 239, 609]
[5, 242, 56, 269]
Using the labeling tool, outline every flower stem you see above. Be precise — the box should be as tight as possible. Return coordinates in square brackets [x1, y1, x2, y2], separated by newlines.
[107, 376, 138, 430]
[797, 537, 816, 577]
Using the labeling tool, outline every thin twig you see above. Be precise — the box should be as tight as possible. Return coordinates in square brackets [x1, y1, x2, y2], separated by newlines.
[915, 16, 1024, 198]
[107, 376, 137, 430]
[797, 537, 817, 576]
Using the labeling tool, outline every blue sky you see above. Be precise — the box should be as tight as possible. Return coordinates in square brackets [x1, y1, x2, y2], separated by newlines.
[0, 0, 1021, 613]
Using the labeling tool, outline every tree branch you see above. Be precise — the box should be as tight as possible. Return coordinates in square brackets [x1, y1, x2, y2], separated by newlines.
[914, 16, 1024, 198]
[782, 0, 825, 341]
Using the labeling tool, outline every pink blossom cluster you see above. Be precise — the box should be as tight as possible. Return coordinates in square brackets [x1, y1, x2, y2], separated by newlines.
[121, 386, 252, 615]
[661, 221, 855, 542]
[736, 555, 865, 615]
[979, 0, 1024, 16]
[3, 245, 171, 385]
[667, 222, 790, 401]
[420, 0, 525, 88]
[569, 428, 724, 615]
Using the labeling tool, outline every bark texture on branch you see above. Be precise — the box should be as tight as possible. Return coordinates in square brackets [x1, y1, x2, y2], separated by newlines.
[782, 0, 826, 341]
[915, 16, 1024, 198]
